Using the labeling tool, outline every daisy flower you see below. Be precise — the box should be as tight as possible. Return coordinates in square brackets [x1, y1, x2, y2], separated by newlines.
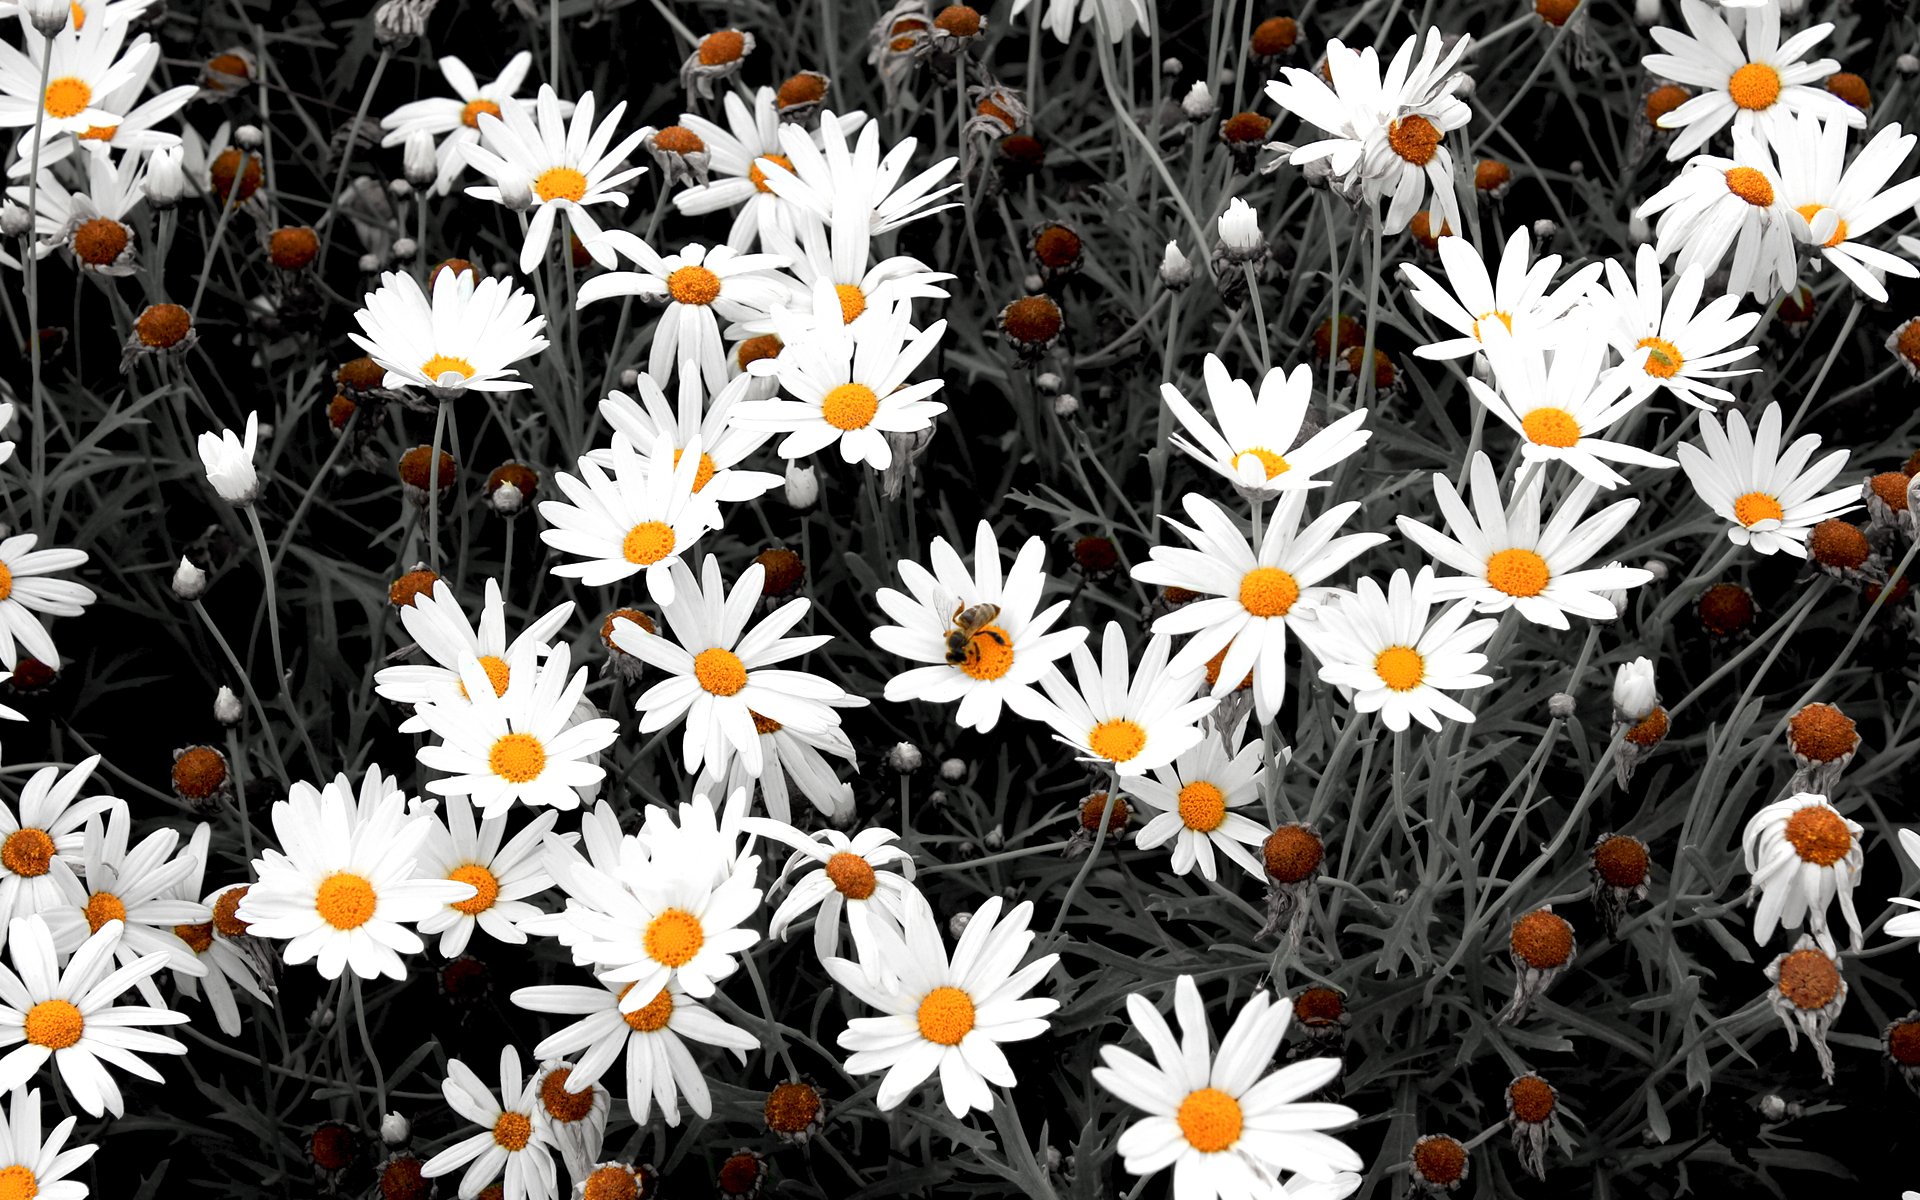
[1592, 243, 1760, 409]
[1011, 0, 1151, 43]
[536, 430, 724, 599]
[1395, 451, 1656, 628]
[1125, 734, 1270, 881]
[348, 268, 548, 397]
[1399, 228, 1604, 361]
[238, 767, 476, 980]
[1643, 0, 1860, 160]
[20, 45, 196, 173]
[672, 87, 867, 251]
[0, 19, 154, 139]
[412, 796, 560, 957]
[1130, 491, 1389, 723]
[749, 821, 917, 968]
[1676, 401, 1857, 556]
[826, 892, 1059, 1117]
[0, 758, 119, 946]
[1038, 624, 1218, 776]
[164, 826, 270, 1038]
[42, 809, 207, 995]
[379, 51, 555, 195]
[1772, 113, 1920, 302]
[1636, 127, 1797, 303]
[755, 111, 959, 237]
[8, 150, 145, 274]
[750, 213, 953, 342]
[871, 520, 1087, 734]
[734, 291, 948, 472]
[1742, 792, 1863, 955]
[412, 644, 620, 818]
[462, 85, 647, 273]
[1308, 567, 1498, 732]
[1471, 332, 1677, 490]
[575, 237, 791, 396]
[0, 535, 95, 670]
[421, 1047, 557, 1200]
[0, 916, 187, 1118]
[1093, 975, 1362, 1200]
[615, 556, 861, 780]
[528, 1059, 608, 1186]
[0, 1084, 99, 1200]
[374, 576, 574, 715]
[1160, 355, 1371, 494]
[693, 711, 859, 824]
[585, 372, 780, 506]
[510, 976, 757, 1127]
[1888, 828, 1920, 945]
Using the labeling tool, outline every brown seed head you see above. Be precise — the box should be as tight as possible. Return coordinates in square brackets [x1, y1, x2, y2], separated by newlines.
[1221, 111, 1272, 144]
[380, 1155, 430, 1200]
[1826, 72, 1871, 109]
[133, 303, 192, 348]
[485, 462, 538, 502]
[210, 147, 263, 205]
[337, 356, 387, 393]
[1592, 834, 1649, 888]
[602, 608, 655, 650]
[1507, 1074, 1556, 1124]
[1263, 824, 1323, 883]
[1313, 314, 1362, 359]
[1788, 702, 1858, 763]
[309, 1122, 355, 1171]
[1251, 16, 1299, 55]
[1534, 0, 1578, 26]
[1079, 791, 1130, 833]
[1697, 582, 1754, 635]
[268, 226, 318, 270]
[1624, 706, 1669, 747]
[71, 217, 129, 266]
[1001, 295, 1063, 345]
[1293, 985, 1345, 1027]
[1808, 519, 1870, 569]
[1034, 224, 1083, 268]
[431, 258, 477, 287]
[754, 547, 805, 595]
[1475, 159, 1512, 192]
[1073, 535, 1118, 572]
[1411, 1134, 1468, 1186]
[172, 746, 229, 800]
[652, 125, 705, 155]
[1510, 909, 1574, 969]
[1887, 1017, 1920, 1065]
[776, 71, 829, 109]
[1869, 471, 1910, 512]
[388, 568, 441, 609]
[1645, 84, 1691, 126]
[398, 446, 456, 490]
[935, 4, 982, 36]
[763, 1081, 822, 1133]
[999, 133, 1046, 170]
[1776, 947, 1841, 1009]
[698, 29, 747, 65]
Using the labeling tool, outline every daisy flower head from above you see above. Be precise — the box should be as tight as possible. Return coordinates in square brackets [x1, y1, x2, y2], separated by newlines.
[1470, 327, 1678, 490]
[536, 429, 725, 599]
[1592, 242, 1761, 409]
[373, 575, 574, 717]
[1308, 566, 1498, 733]
[1677, 400, 1858, 556]
[670, 85, 869, 251]
[587, 370, 782, 507]
[1038, 622, 1218, 776]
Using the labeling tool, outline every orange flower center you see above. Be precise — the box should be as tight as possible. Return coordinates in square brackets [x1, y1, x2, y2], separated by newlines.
[448, 864, 501, 915]
[748, 153, 793, 193]
[1783, 805, 1851, 865]
[491, 1111, 532, 1151]
[42, 77, 91, 120]
[1176, 781, 1227, 831]
[1733, 491, 1784, 527]
[23, 999, 83, 1050]
[1176, 1088, 1244, 1153]
[534, 166, 588, 204]
[1087, 718, 1147, 763]
[644, 908, 705, 966]
[835, 283, 867, 325]
[315, 872, 377, 930]
[1375, 646, 1425, 691]
[621, 983, 675, 1031]
[1794, 203, 1848, 248]
[916, 986, 976, 1045]
[461, 98, 503, 128]
[1239, 566, 1300, 617]
[1725, 166, 1774, 207]
[693, 647, 748, 695]
[1388, 115, 1442, 165]
[825, 852, 878, 899]
[667, 264, 722, 305]
[1521, 407, 1581, 448]
[1, 828, 54, 877]
[821, 383, 880, 431]
[83, 891, 125, 933]
[1486, 548, 1550, 598]
[671, 448, 718, 491]
[488, 732, 546, 783]
[1638, 336, 1685, 378]
[539, 1067, 598, 1122]
[421, 354, 476, 383]
[1233, 447, 1290, 478]
[622, 521, 676, 566]
[1728, 62, 1782, 111]
[956, 625, 1014, 680]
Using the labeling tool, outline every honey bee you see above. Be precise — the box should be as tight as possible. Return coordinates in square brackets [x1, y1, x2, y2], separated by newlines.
[943, 602, 1006, 666]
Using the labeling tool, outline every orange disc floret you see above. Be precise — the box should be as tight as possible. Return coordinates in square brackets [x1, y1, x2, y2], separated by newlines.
[698, 29, 747, 65]
[1073, 535, 1118, 572]
[1294, 986, 1344, 1027]
[1263, 824, 1323, 883]
[1221, 111, 1272, 144]
[1078, 791, 1129, 833]
[1510, 909, 1574, 969]
[211, 887, 250, 937]
[431, 258, 477, 286]
[1645, 84, 1691, 126]
[734, 333, 782, 370]
[1827, 72, 1871, 109]
[580, 1165, 642, 1200]
[71, 217, 129, 266]
[1344, 345, 1395, 389]
[539, 1067, 598, 1122]
[1474, 159, 1512, 192]
[1203, 642, 1254, 692]
[601, 608, 655, 650]
[337, 355, 387, 393]
[1592, 834, 1649, 888]
[1808, 519, 1870, 569]
[309, 1122, 356, 1171]
[1534, 0, 1579, 26]
[1313, 313, 1362, 359]
[398, 446, 457, 490]
[172, 746, 228, 800]
[1410, 1135, 1468, 1187]
[754, 546, 805, 595]
[1787, 702, 1857, 763]
[1869, 471, 1911, 512]
[1252, 16, 1299, 55]
[486, 462, 539, 502]
[976, 93, 1019, 127]
[1408, 210, 1450, 249]
[1034, 224, 1083, 269]
[1624, 706, 1668, 747]
[935, 4, 982, 36]
[999, 133, 1046, 169]
[1888, 1017, 1920, 1065]
[210, 147, 263, 205]
[327, 394, 357, 430]
[715, 1150, 765, 1198]
[205, 51, 252, 84]
[389, 568, 440, 608]
[776, 71, 829, 110]
[1776, 947, 1841, 1009]
[133, 303, 192, 349]
[1001, 295, 1063, 345]
[763, 1081, 822, 1133]
[1508, 1074, 1556, 1124]
[268, 226, 318, 270]
[1696, 582, 1753, 635]
[380, 1155, 430, 1200]
[652, 125, 704, 155]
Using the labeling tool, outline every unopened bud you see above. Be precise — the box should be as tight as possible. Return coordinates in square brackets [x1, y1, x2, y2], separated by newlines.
[0, 204, 29, 238]
[1612, 657, 1658, 721]
[1641, 558, 1669, 581]
[144, 148, 187, 209]
[1547, 692, 1577, 719]
[1034, 372, 1062, 395]
[490, 481, 524, 514]
[235, 124, 264, 149]
[784, 461, 818, 508]
[885, 742, 923, 773]
[949, 911, 972, 938]
[984, 828, 1003, 850]
[380, 1112, 410, 1146]
[404, 130, 437, 188]
[1633, 0, 1660, 24]
[389, 178, 413, 198]
[1053, 393, 1079, 417]
[1531, 219, 1557, 241]
[939, 757, 967, 782]
[1160, 240, 1194, 290]
[1161, 56, 1182, 76]
[358, 252, 382, 272]
[172, 557, 208, 600]
[1181, 81, 1217, 123]
[392, 237, 418, 259]
[214, 686, 243, 726]
[1900, 54, 1920, 77]
[21, 0, 71, 36]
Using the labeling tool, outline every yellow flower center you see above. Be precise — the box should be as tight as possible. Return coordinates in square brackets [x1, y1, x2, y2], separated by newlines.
[1387, 115, 1442, 165]
[1087, 718, 1147, 763]
[1, 828, 53, 877]
[174, 921, 214, 954]
[492, 1111, 532, 1151]
[957, 625, 1014, 680]
[77, 123, 117, 142]
[1637, 336, 1685, 378]
[1239, 566, 1300, 617]
[748, 153, 793, 193]
[1794, 203, 1848, 248]
[835, 283, 868, 324]
[1176, 1087, 1244, 1153]
[620, 982, 675, 1031]
[916, 986, 976, 1045]
[1233, 447, 1290, 478]
[644, 907, 705, 966]
[1728, 62, 1782, 111]
[825, 851, 878, 899]
[1177, 780, 1227, 831]
[68, 1, 84, 27]
[461, 97, 503, 128]
[693, 647, 748, 695]
[488, 732, 547, 783]
[821, 383, 880, 431]
[671, 448, 718, 491]
[667, 264, 722, 306]
[1470, 311, 1514, 342]
[83, 891, 126, 933]
[458, 654, 512, 700]
[315, 872, 377, 930]
[622, 521, 676, 565]
[23, 999, 82, 1050]
[42, 77, 91, 120]
[533, 166, 588, 203]
[1733, 491, 1785, 527]
[448, 864, 500, 915]
[1375, 645, 1426, 691]
[1520, 407, 1582, 448]
[1485, 548, 1550, 598]
[421, 354, 476, 383]
[0, 1164, 38, 1200]
[1724, 166, 1774, 207]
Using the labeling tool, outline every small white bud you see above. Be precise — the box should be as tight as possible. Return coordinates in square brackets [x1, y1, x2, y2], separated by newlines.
[784, 461, 818, 508]
[404, 131, 438, 188]
[0, 204, 29, 238]
[144, 147, 187, 209]
[1757, 1093, 1789, 1121]
[1633, 0, 1660, 25]
[22, 0, 70, 36]
[1034, 372, 1062, 395]
[380, 1112, 410, 1146]
[618, 368, 640, 388]
[357, 252, 382, 272]
[1159, 240, 1194, 290]
[235, 124, 264, 149]
[197, 412, 261, 505]
[1216, 196, 1264, 261]
[172, 557, 208, 600]
[939, 757, 967, 782]
[1547, 692, 1577, 719]
[489, 480, 524, 514]
[214, 686, 243, 726]
[392, 237, 418, 258]
[1053, 392, 1080, 417]
[1161, 56, 1182, 76]
[1022, 273, 1044, 293]
[1531, 218, 1557, 241]
[1641, 558, 1669, 582]
[1900, 54, 1920, 77]
[1181, 81, 1216, 122]
[885, 741, 923, 773]
[1628, 213, 1651, 244]
[1612, 657, 1659, 721]
[949, 911, 972, 938]
[984, 828, 1004, 850]
[388, 178, 413, 198]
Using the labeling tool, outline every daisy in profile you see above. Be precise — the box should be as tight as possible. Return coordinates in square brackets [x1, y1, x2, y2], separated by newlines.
[463, 85, 647, 273]
[616, 556, 861, 780]
[1357, 76, 1472, 233]
[411, 795, 560, 957]
[587, 372, 780, 507]
[672, 86, 867, 250]
[412, 644, 620, 818]
[1471, 333, 1677, 490]
[0, 916, 188, 1118]
[42, 809, 207, 992]
[1742, 792, 1863, 955]
[1094, 975, 1361, 1199]
[1011, 0, 1150, 41]
[1125, 734, 1269, 881]
[1592, 244, 1761, 409]
[1160, 355, 1371, 494]
[1399, 228, 1603, 360]
[379, 51, 555, 195]
[9, 152, 145, 274]
[749, 821, 917, 967]
[1131, 491, 1388, 723]
[0, 758, 120, 945]
[1643, 0, 1859, 160]
[0, 533, 96, 669]
[0, 19, 155, 141]
[826, 892, 1058, 1117]
[1038, 624, 1217, 776]
[735, 291, 947, 472]
[1396, 452, 1655, 628]
[1888, 828, 1920, 946]
[239, 767, 476, 980]
[1309, 567, 1497, 732]
[1676, 402, 1857, 557]
[349, 268, 548, 398]
[373, 576, 574, 715]
[1772, 114, 1920, 302]
[575, 236, 790, 395]
[421, 1047, 557, 1200]
[693, 711, 859, 824]
[510, 976, 757, 1127]
[756, 111, 959, 237]
[1637, 128, 1797, 303]
[871, 521, 1086, 734]
[165, 826, 270, 1038]
[536, 431, 724, 599]
[0, 1085, 99, 1200]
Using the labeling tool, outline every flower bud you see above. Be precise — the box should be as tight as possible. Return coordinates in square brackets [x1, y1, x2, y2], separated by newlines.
[1053, 392, 1080, 417]
[235, 124, 264, 149]
[886, 742, 923, 773]
[214, 686, 243, 725]
[1216, 197, 1264, 261]
[1641, 558, 1669, 582]
[940, 757, 967, 782]
[1181, 81, 1217, 123]
[404, 130, 438, 188]
[1547, 692, 1577, 719]
[1531, 219, 1557, 241]
[1161, 56, 1182, 76]
[784, 461, 818, 508]
[392, 237, 418, 259]
[144, 148, 187, 209]
[357, 252, 382, 272]
[1034, 372, 1063, 395]
[1634, 0, 1660, 24]
[490, 480, 524, 514]
[1612, 657, 1658, 721]
[0, 204, 28, 238]
[1900, 54, 1920, 77]
[949, 911, 972, 938]
[389, 179, 413, 198]
[380, 1112, 410, 1146]
[22, 0, 71, 36]
[172, 557, 208, 600]
[1159, 240, 1194, 290]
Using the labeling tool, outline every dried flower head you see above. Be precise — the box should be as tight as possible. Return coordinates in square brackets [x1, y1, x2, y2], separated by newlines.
[763, 1080, 825, 1143]
[268, 226, 319, 270]
[1697, 581, 1756, 636]
[1590, 832, 1650, 938]
[1410, 1133, 1469, 1192]
[388, 566, 440, 608]
[1764, 936, 1846, 1082]
[1503, 908, 1575, 1023]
